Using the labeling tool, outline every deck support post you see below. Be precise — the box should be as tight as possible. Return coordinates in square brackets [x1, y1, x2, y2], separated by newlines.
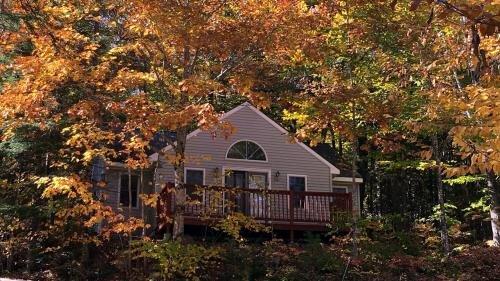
[289, 190, 295, 242]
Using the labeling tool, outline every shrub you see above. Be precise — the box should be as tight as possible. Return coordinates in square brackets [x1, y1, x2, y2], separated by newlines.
[131, 239, 220, 281]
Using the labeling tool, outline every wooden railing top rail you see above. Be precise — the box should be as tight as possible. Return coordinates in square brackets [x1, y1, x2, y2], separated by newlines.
[161, 183, 352, 198]
[156, 182, 354, 234]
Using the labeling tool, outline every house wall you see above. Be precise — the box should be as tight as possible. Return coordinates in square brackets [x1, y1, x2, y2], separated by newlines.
[155, 105, 332, 193]
[101, 104, 362, 224]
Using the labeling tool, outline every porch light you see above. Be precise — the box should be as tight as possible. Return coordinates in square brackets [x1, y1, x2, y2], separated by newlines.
[275, 171, 280, 178]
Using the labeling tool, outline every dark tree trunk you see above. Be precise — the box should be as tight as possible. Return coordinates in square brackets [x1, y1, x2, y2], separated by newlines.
[173, 126, 188, 239]
[127, 168, 132, 274]
[339, 138, 343, 159]
[140, 169, 145, 237]
[351, 137, 359, 258]
[432, 134, 450, 254]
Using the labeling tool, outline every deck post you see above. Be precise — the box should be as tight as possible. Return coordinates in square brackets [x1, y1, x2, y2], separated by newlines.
[290, 230, 294, 243]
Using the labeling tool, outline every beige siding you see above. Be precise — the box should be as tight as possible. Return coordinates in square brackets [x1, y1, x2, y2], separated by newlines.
[156, 105, 332, 192]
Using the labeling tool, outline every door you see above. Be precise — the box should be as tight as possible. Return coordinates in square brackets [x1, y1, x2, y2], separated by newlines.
[232, 171, 247, 188]
[248, 172, 268, 217]
[225, 171, 246, 213]
[225, 170, 268, 216]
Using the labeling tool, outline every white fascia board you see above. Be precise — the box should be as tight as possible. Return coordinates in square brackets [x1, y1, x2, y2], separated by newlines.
[333, 176, 363, 183]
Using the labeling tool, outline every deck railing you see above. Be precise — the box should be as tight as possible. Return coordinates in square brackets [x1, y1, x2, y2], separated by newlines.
[157, 183, 353, 227]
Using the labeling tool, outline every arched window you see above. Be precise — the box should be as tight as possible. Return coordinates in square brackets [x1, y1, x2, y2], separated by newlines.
[226, 140, 267, 161]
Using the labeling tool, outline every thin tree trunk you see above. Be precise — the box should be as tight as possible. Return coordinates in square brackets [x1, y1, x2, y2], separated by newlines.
[368, 157, 375, 214]
[329, 126, 336, 157]
[140, 168, 147, 275]
[153, 151, 163, 237]
[171, 41, 192, 239]
[351, 137, 359, 258]
[140, 169, 145, 237]
[339, 137, 343, 158]
[128, 169, 133, 218]
[173, 127, 188, 239]
[487, 172, 499, 246]
[432, 134, 450, 254]
[127, 168, 132, 273]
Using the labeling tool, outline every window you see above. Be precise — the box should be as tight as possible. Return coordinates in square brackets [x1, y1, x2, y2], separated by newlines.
[288, 175, 306, 208]
[119, 174, 139, 208]
[332, 185, 348, 193]
[227, 140, 266, 161]
[185, 169, 204, 199]
[185, 169, 204, 186]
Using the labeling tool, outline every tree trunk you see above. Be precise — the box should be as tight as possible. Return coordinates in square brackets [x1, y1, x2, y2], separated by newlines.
[368, 157, 375, 214]
[329, 126, 336, 158]
[339, 137, 343, 158]
[487, 172, 499, 246]
[432, 134, 450, 254]
[127, 168, 132, 273]
[172, 126, 188, 239]
[351, 137, 359, 258]
[140, 169, 145, 237]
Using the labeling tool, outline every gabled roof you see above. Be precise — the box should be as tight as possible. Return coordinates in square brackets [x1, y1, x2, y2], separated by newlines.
[149, 102, 341, 175]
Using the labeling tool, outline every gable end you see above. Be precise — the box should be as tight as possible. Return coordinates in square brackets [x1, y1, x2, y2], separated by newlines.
[149, 102, 341, 175]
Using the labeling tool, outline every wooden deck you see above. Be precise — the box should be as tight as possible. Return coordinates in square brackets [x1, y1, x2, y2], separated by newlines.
[157, 183, 353, 233]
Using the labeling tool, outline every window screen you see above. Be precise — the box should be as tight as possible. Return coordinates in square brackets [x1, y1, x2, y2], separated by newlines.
[186, 169, 204, 186]
[289, 176, 306, 208]
[120, 174, 139, 208]
[332, 186, 348, 193]
[186, 169, 204, 198]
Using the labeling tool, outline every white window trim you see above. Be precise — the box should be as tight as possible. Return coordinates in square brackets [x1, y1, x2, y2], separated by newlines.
[287, 174, 308, 209]
[184, 167, 206, 185]
[225, 139, 269, 163]
[287, 174, 308, 191]
[332, 185, 349, 193]
[221, 166, 272, 189]
[117, 172, 141, 209]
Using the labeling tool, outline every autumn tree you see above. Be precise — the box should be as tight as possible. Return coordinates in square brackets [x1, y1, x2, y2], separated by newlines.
[284, 0, 499, 253]
[0, 3, 153, 275]
[112, 0, 333, 237]
[282, 0, 416, 258]
[408, 0, 500, 246]
[0, 0, 334, 245]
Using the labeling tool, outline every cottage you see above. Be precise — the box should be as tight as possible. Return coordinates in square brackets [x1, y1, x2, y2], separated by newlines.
[100, 102, 362, 233]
